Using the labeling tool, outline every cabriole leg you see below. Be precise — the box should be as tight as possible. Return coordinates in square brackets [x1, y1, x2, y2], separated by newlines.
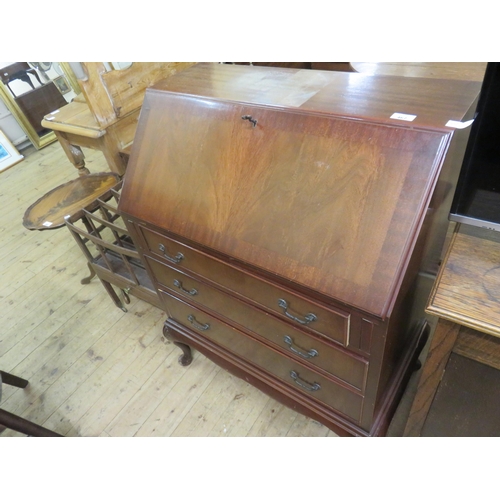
[163, 322, 193, 366]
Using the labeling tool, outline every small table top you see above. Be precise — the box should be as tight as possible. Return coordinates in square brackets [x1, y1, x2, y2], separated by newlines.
[23, 172, 120, 231]
[426, 223, 500, 339]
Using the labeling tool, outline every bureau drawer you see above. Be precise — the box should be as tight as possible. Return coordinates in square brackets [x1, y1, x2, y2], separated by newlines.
[160, 291, 363, 423]
[140, 226, 351, 346]
[148, 256, 367, 391]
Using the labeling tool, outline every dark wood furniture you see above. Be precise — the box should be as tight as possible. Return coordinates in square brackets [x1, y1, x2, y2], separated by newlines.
[23, 172, 120, 230]
[351, 62, 487, 82]
[14, 81, 67, 135]
[231, 62, 356, 72]
[118, 63, 480, 436]
[0, 62, 43, 94]
[404, 224, 500, 436]
[0, 370, 61, 436]
[22, 173, 161, 311]
[64, 181, 162, 312]
[233, 63, 487, 81]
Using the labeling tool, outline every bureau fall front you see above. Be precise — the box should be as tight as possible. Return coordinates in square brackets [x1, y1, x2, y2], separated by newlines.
[118, 63, 480, 436]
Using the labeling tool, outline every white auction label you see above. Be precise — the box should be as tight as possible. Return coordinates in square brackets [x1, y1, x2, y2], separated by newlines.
[445, 119, 474, 129]
[390, 113, 417, 122]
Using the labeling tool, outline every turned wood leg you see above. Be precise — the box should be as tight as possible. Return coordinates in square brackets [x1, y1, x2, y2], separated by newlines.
[403, 318, 460, 436]
[53, 131, 90, 176]
[163, 322, 193, 366]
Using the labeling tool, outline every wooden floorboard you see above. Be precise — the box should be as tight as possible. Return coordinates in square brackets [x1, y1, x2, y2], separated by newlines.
[0, 142, 342, 437]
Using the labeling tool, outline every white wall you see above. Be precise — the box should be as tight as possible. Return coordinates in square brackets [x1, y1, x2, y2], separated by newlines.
[0, 97, 26, 146]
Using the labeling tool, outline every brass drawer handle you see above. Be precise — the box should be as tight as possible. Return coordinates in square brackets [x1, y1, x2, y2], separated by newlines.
[187, 314, 210, 331]
[283, 335, 318, 359]
[290, 370, 321, 392]
[278, 299, 317, 325]
[158, 243, 184, 264]
[173, 279, 198, 296]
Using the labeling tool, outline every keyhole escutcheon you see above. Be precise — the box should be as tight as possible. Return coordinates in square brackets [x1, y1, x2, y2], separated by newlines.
[241, 115, 258, 127]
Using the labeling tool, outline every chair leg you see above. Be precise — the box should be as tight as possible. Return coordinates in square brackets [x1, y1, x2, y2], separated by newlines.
[0, 371, 62, 437]
[0, 408, 62, 437]
[0, 370, 29, 389]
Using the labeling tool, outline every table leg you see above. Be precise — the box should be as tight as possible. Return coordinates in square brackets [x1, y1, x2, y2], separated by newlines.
[97, 131, 127, 176]
[53, 130, 90, 176]
[403, 318, 460, 436]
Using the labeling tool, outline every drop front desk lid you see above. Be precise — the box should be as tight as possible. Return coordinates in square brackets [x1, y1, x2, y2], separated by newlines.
[119, 63, 480, 319]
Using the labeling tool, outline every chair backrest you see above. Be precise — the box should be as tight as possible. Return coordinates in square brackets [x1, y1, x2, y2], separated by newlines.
[77, 62, 196, 128]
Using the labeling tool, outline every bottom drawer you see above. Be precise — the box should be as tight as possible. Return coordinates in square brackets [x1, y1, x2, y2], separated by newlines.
[160, 290, 363, 423]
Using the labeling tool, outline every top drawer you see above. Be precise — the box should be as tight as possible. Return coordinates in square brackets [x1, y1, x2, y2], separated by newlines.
[139, 225, 351, 347]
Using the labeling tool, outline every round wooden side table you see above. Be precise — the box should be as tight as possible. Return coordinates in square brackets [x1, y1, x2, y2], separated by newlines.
[22, 172, 120, 231]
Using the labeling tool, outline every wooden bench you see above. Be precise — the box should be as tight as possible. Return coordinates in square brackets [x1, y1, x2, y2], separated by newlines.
[42, 62, 196, 176]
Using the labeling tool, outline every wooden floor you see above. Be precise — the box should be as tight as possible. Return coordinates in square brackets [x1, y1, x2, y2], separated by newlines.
[0, 142, 342, 437]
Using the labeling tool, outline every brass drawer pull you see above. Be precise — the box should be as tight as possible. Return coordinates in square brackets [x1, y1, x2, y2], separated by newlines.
[283, 335, 318, 359]
[173, 279, 198, 296]
[278, 299, 317, 325]
[290, 370, 321, 392]
[158, 243, 184, 264]
[187, 314, 210, 331]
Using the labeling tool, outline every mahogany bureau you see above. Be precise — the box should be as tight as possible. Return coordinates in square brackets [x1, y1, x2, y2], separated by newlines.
[118, 63, 481, 436]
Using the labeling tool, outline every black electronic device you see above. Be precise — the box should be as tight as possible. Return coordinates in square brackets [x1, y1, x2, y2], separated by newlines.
[450, 63, 500, 230]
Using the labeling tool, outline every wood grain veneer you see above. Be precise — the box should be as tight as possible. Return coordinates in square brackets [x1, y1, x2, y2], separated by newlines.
[427, 225, 500, 337]
[405, 223, 500, 436]
[118, 63, 481, 436]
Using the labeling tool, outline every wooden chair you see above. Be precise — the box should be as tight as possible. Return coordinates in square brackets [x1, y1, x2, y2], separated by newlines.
[64, 181, 161, 312]
[0, 370, 62, 437]
[41, 62, 196, 176]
